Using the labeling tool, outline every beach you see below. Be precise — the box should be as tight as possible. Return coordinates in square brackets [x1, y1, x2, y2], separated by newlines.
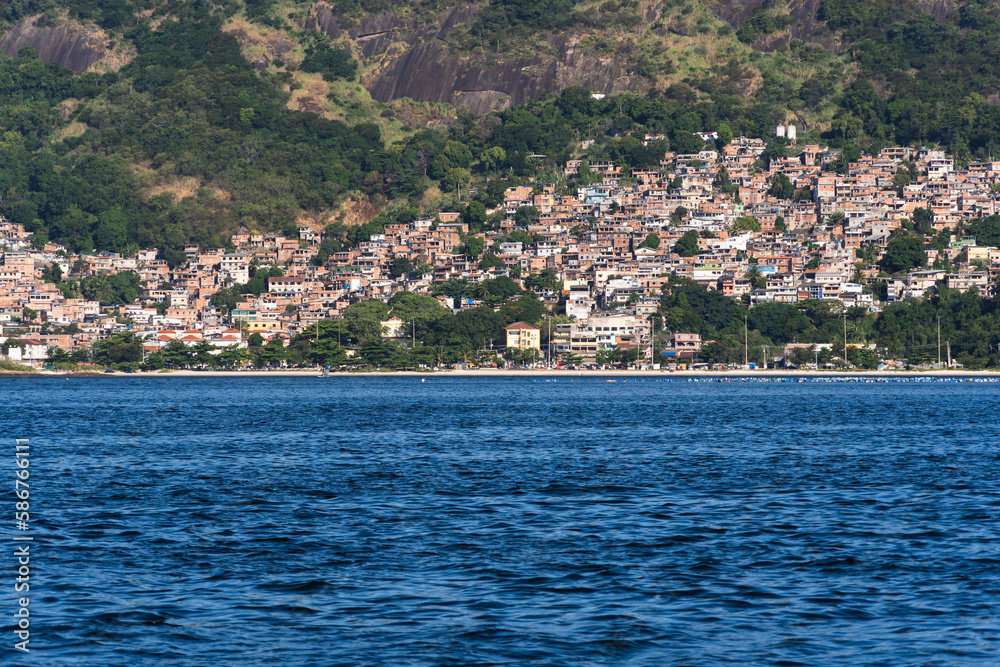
[10, 368, 1000, 378]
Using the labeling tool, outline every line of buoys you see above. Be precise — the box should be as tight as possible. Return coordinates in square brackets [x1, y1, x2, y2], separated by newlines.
[527, 376, 1000, 383]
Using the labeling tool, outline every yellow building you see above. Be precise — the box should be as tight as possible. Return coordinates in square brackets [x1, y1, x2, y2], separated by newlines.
[505, 321, 541, 350]
[381, 315, 406, 339]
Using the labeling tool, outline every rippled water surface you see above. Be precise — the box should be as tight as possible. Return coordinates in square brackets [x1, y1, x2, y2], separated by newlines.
[4, 376, 1000, 665]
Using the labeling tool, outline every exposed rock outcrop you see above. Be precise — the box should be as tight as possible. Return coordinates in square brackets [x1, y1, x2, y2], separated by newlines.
[314, 6, 648, 114]
[1, 18, 105, 74]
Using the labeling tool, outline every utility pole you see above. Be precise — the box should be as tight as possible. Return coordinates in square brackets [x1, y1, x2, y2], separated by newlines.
[762, 344, 766, 370]
[744, 315, 748, 368]
[937, 315, 941, 368]
[843, 309, 848, 365]
[947, 340, 951, 368]
[546, 315, 551, 368]
[649, 314, 654, 366]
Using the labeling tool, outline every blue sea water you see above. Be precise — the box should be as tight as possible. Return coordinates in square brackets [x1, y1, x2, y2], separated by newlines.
[3, 376, 1000, 666]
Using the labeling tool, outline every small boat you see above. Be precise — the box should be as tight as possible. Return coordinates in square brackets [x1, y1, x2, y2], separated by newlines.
[606, 379, 617, 383]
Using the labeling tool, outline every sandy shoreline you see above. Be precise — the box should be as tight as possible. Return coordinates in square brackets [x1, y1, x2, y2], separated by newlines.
[6, 368, 1000, 378]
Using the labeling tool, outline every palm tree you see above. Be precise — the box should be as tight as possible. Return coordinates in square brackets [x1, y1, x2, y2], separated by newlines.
[746, 265, 765, 290]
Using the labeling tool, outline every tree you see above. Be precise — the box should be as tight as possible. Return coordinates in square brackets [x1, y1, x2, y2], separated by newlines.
[343, 299, 391, 342]
[854, 346, 881, 370]
[789, 345, 816, 367]
[359, 339, 405, 368]
[216, 346, 247, 368]
[300, 45, 358, 81]
[462, 201, 488, 231]
[255, 340, 288, 368]
[638, 233, 660, 249]
[774, 216, 787, 232]
[476, 276, 522, 304]
[524, 269, 561, 291]
[443, 167, 471, 195]
[463, 235, 485, 257]
[514, 206, 540, 227]
[714, 166, 737, 194]
[110, 271, 142, 305]
[480, 146, 506, 174]
[308, 337, 348, 367]
[46, 346, 70, 364]
[967, 215, 1000, 247]
[141, 352, 165, 370]
[716, 122, 733, 147]
[211, 286, 244, 313]
[881, 234, 927, 274]
[480, 253, 504, 270]
[500, 291, 547, 323]
[912, 207, 933, 235]
[432, 278, 475, 299]
[93, 207, 128, 253]
[162, 340, 192, 367]
[732, 216, 761, 232]
[91, 332, 143, 366]
[389, 256, 413, 278]
[189, 340, 217, 367]
[674, 230, 699, 257]
[669, 205, 688, 225]
[42, 263, 63, 284]
[768, 174, 794, 199]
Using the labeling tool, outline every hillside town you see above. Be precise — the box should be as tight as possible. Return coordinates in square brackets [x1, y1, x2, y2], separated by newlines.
[2, 138, 999, 368]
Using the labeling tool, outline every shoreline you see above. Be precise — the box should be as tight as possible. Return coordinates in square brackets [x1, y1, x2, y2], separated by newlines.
[5, 368, 1000, 378]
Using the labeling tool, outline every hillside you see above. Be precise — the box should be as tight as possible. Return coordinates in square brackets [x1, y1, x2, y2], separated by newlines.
[2, 0, 1000, 258]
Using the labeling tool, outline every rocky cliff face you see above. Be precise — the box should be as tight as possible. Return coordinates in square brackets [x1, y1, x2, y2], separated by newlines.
[705, 0, 960, 53]
[2, 1, 965, 115]
[313, 6, 649, 114]
[1, 18, 105, 74]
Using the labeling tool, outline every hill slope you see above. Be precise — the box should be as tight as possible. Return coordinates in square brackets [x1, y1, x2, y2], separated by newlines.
[2, 0, 1000, 257]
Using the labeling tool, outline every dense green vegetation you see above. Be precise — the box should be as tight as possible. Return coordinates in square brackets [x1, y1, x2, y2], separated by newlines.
[463, 0, 580, 47]
[737, 0, 794, 44]
[82, 288, 561, 370]
[0, 6, 386, 256]
[661, 276, 1000, 369]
